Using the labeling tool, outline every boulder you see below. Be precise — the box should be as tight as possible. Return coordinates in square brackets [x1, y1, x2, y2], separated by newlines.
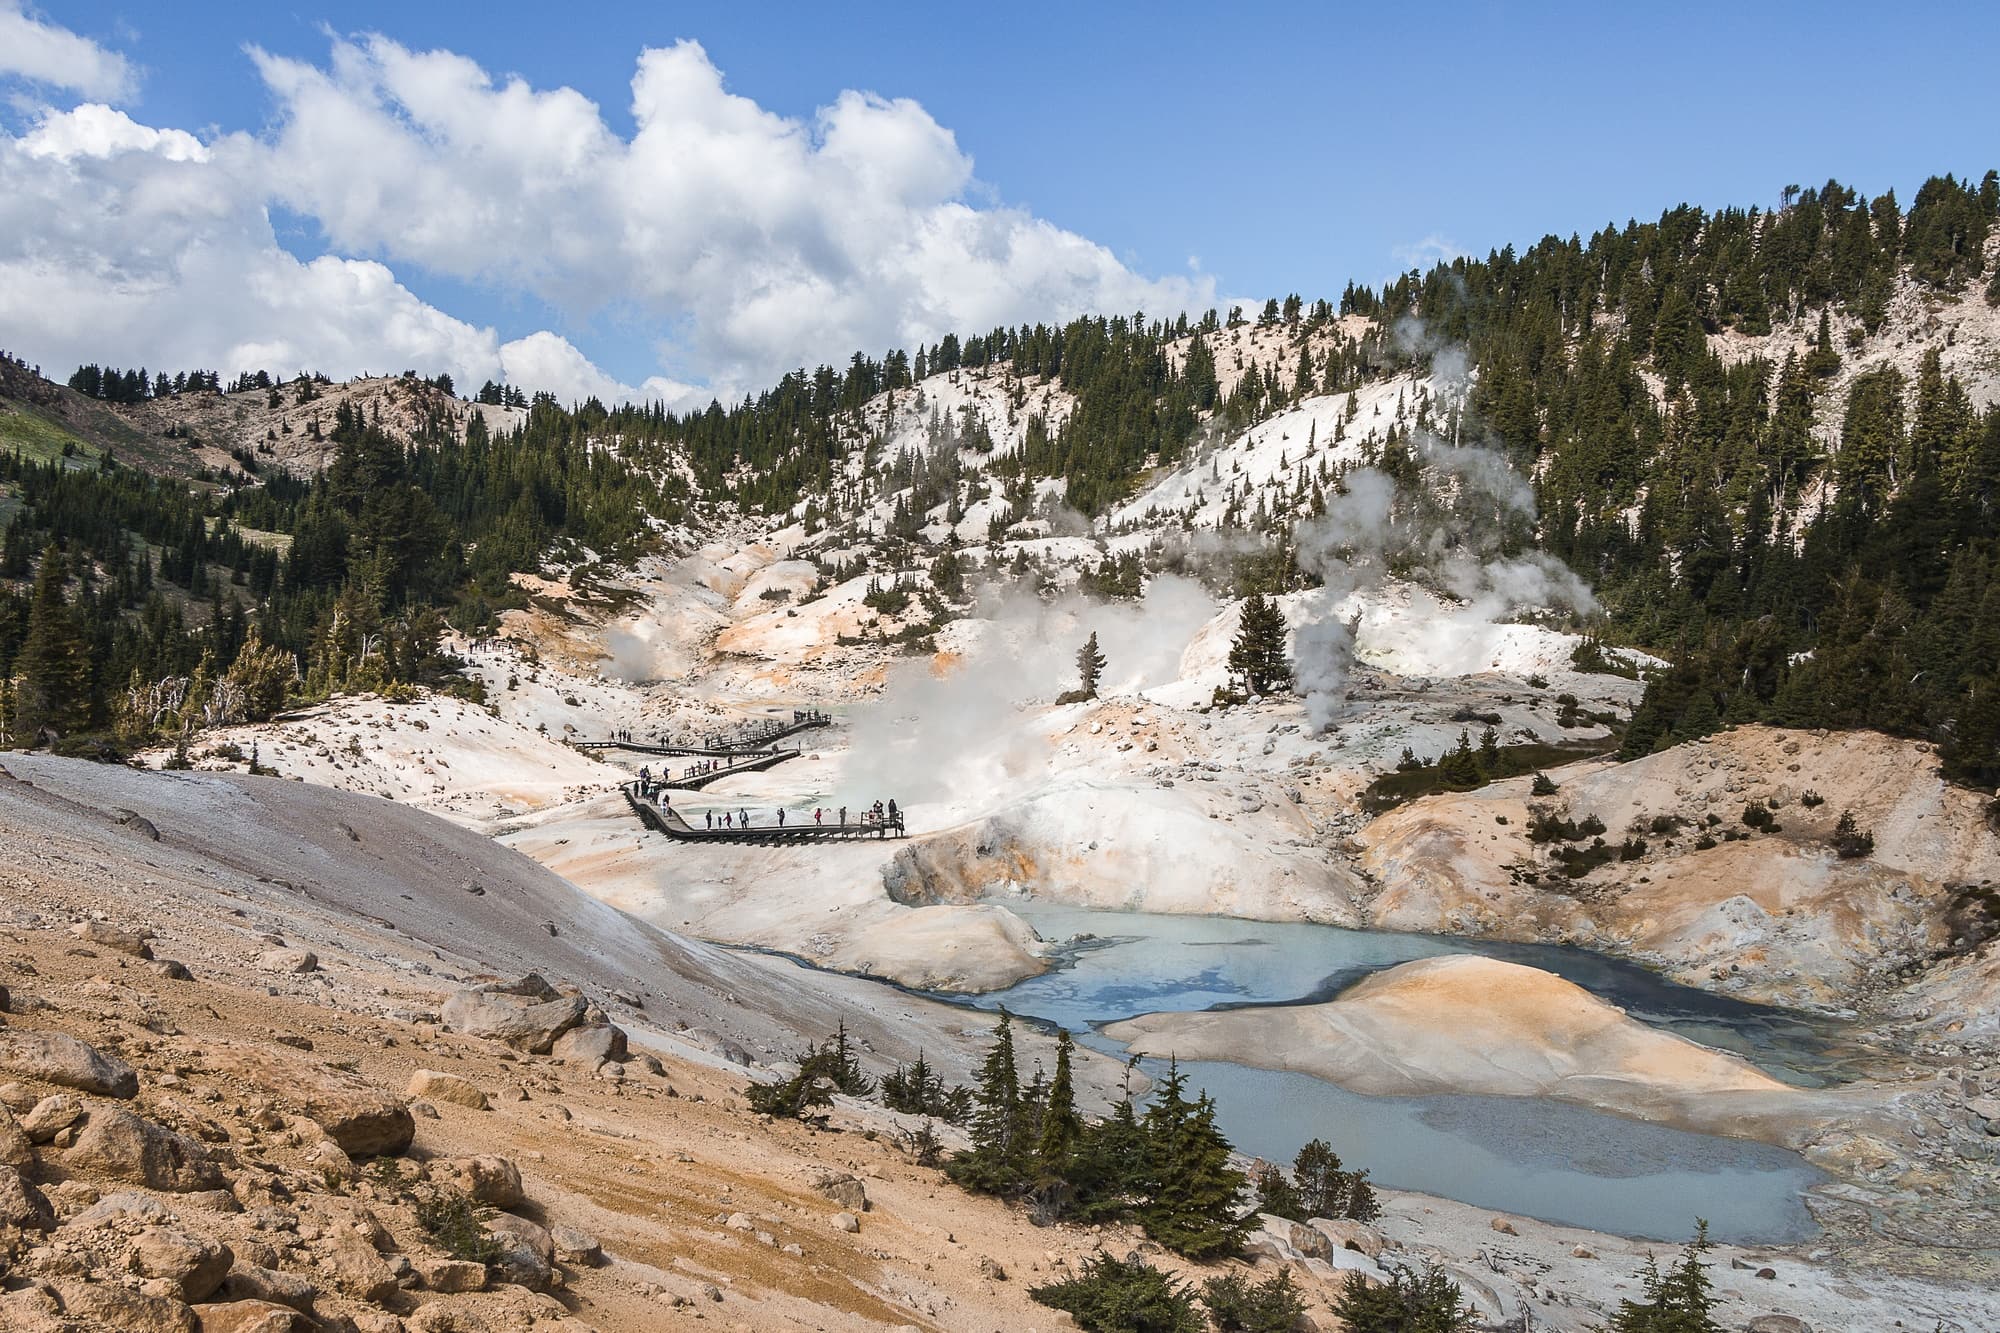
[130, 1226, 233, 1301]
[830, 1211, 860, 1233]
[320, 1231, 399, 1302]
[436, 1154, 523, 1208]
[414, 1254, 488, 1293]
[65, 1107, 225, 1192]
[440, 989, 587, 1054]
[191, 1299, 317, 1333]
[52, 1283, 195, 1333]
[1307, 1217, 1385, 1258]
[257, 948, 319, 974]
[407, 1070, 488, 1110]
[21, 1093, 83, 1143]
[114, 809, 162, 841]
[71, 921, 155, 957]
[810, 1170, 868, 1212]
[551, 1023, 627, 1066]
[1745, 1318, 1814, 1333]
[150, 959, 194, 981]
[0, 1103, 32, 1165]
[485, 1212, 555, 1289]
[220, 1264, 319, 1312]
[202, 1047, 413, 1156]
[0, 1029, 140, 1097]
[551, 1224, 602, 1266]
[0, 1163, 54, 1229]
[68, 1190, 172, 1228]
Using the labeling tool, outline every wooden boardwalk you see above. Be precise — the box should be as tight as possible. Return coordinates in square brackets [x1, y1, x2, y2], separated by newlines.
[652, 749, 799, 792]
[623, 783, 905, 842]
[579, 712, 831, 759]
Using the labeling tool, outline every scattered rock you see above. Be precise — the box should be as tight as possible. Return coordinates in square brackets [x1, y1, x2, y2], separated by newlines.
[407, 1069, 488, 1110]
[810, 1169, 868, 1212]
[486, 1212, 555, 1289]
[415, 1254, 488, 1292]
[552, 1022, 628, 1066]
[320, 1231, 400, 1302]
[440, 985, 587, 1054]
[257, 947, 319, 974]
[149, 959, 194, 981]
[0, 1029, 140, 1096]
[51, 1282, 195, 1333]
[830, 1211, 860, 1233]
[220, 1263, 319, 1312]
[64, 1106, 224, 1192]
[71, 920, 154, 957]
[192, 1298, 317, 1332]
[0, 1103, 31, 1165]
[0, 1163, 54, 1229]
[437, 1154, 523, 1208]
[206, 1046, 413, 1156]
[1571, 1244, 1597, 1259]
[551, 1224, 603, 1266]
[1489, 1216, 1519, 1235]
[113, 809, 162, 841]
[1746, 1318, 1814, 1333]
[979, 1256, 1007, 1281]
[130, 1226, 233, 1301]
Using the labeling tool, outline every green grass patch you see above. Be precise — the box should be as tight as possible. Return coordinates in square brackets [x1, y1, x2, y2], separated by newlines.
[0, 406, 97, 465]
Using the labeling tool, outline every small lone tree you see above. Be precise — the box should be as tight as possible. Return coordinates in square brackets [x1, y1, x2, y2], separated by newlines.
[1229, 593, 1291, 696]
[1076, 632, 1107, 700]
[1607, 1220, 1722, 1332]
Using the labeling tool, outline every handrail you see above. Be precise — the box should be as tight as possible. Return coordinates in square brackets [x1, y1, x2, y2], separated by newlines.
[622, 782, 906, 843]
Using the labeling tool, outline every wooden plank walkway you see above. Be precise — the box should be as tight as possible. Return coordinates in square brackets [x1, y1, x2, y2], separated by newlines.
[579, 713, 831, 759]
[623, 783, 905, 842]
[653, 749, 800, 792]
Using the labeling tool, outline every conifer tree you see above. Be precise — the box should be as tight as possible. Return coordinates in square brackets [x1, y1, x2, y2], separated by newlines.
[1228, 593, 1291, 696]
[1075, 631, 1107, 700]
[14, 547, 90, 743]
[1136, 1062, 1247, 1260]
[1036, 1028, 1082, 1177]
[947, 1011, 1025, 1194]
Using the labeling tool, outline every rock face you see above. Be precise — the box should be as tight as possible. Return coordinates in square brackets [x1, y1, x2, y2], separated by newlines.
[441, 981, 588, 1054]
[0, 1029, 140, 1097]
[201, 1046, 413, 1156]
[64, 1107, 225, 1192]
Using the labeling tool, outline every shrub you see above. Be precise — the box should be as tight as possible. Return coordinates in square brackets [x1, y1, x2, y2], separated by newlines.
[415, 1187, 503, 1266]
[1800, 790, 1825, 808]
[1832, 811, 1875, 859]
[1029, 1252, 1203, 1333]
[1201, 1270, 1309, 1332]
[1742, 803, 1774, 831]
[1331, 1263, 1472, 1332]
[1530, 771, 1559, 796]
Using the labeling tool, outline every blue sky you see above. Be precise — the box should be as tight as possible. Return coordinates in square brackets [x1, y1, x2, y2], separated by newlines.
[6, 1, 1997, 402]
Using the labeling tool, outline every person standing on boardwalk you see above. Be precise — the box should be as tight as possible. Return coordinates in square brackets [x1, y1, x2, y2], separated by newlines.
[838, 805, 847, 826]
[706, 810, 713, 829]
[777, 808, 787, 827]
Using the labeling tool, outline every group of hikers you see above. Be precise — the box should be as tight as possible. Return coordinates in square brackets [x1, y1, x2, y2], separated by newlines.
[638, 761, 724, 784]
[694, 798, 900, 833]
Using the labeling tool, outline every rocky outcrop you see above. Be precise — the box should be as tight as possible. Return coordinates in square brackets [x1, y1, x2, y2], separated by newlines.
[0, 1029, 140, 1096]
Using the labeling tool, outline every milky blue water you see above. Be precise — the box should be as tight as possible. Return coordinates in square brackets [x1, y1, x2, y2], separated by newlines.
[952, 901, 1845, 1243]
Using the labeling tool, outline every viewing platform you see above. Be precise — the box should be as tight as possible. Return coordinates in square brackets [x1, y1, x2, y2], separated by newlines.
[578, 710, 832, 759]
[623, 783, 905, 842]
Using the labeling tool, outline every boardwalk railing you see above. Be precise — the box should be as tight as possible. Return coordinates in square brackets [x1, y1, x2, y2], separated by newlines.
[622, 783, 906, 843]
[580, 710, 832, 759]
[654, 748, 799, 791]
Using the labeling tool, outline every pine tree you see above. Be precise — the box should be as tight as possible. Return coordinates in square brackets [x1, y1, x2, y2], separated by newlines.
[947, 1011, 1026, 1194]
[1135, 1062, 1247, 1260]
[1608, 1222, 1722, 1332]
[1228, 593, 1291, 696]
[14, 547, 90, 744]
[1075, 631, 1107, 700]
[1036, 1028, 1082, 1178]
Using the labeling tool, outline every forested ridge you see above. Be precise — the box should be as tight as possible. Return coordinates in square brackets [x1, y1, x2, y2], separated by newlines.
[3, 171, 2000, 783]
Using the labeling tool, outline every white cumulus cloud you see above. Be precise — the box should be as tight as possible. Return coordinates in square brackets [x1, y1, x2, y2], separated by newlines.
[0, 23, 1212, 405]
[0, 2, 135, 102]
